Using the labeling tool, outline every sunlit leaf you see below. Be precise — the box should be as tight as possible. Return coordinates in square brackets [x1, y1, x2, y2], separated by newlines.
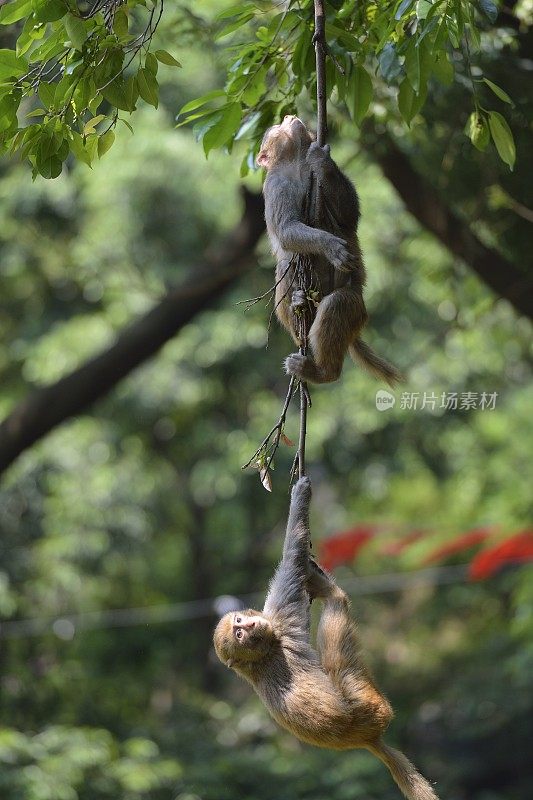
[488, 110, 516, 170]
[0, 49, 28, 79]
[0, 0, 33, 25]
[155, 49, 181, 68]
[468, 111, 489, 151]
[483, 78, 513, 105]
[64, 14, 88, 51]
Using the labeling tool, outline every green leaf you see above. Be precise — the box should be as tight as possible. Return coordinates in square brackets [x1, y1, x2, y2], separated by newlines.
[397, 78, 426, 125]
[202, 102, 241, 156]
[38, 154, 62, 178]
[241, 65, 267, 106]
[415, 0, 432, 19]
[25, 107, 46, 117]
[29, 28, 64, 62]
[215, 12, 254, 40]
[483, 78, 513, 106]
[72, 77, 96, 113]
[124, 74, 138, 111]
[404, 39, 431, 94]
[64, 13, 87, 50]
[38, 81, 56, 108]
[154, 49, 181, 68]
[113, 7, 128, 37]
[432, 53, 453, 85]
[325, 23, 360, 51]
[488, 110, 516, 170]
[0, 49, 28, 79]
[0, 0, 33, 24]
[477, 0, 498, 23]
[178, 90, 225, 117]
[136, 67, 158, 108]
[69, 130, 92, 166]
[31, 0, 68, 23]
[216, 3, 255, 20]
[101, 78, 133, 112]
[347, 65, 372, 126]
[378, 43, 402, 83]
[292, 26, 312, 77]
[16, 16, 45, 56]
[395, 0, 414, 20]
[97, 129, 115, 158]
[145, 52, 158, 75]
[0, 91, 20, 133]
[467, 112, 490, 151]
[83, 114, 105, 135]
[234, 111, 261, 141]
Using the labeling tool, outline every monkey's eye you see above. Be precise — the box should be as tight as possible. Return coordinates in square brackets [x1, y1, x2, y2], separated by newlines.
[235, 629, 244, 640]
[235, 616, 242, 624]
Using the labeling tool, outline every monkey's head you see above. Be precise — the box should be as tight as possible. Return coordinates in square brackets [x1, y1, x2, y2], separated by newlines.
[213, 610, 275, 670]
[257, 115, 313, 169]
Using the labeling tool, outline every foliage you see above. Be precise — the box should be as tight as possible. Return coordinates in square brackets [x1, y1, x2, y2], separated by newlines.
[0, 0, 180, 178]
[180, 0, 516, 170]
[0, 0, 519, 178]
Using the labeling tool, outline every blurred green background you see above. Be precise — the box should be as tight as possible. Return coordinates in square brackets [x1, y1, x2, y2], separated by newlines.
[0, 4, 532, 799]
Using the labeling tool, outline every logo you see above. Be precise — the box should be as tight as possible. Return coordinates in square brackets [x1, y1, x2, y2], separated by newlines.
[375, 390, 396, 411]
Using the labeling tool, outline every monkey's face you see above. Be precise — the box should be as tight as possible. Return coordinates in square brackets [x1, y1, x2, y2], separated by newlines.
[257, 115, 313, 169]
[213, 610, 275, 668]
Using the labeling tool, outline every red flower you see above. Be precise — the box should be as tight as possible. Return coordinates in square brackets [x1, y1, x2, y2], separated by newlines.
[422, 528, 492, 565]
[469, 530, 533, 580]
[381, 529, 426, 557]
[319, 526, 378, 571]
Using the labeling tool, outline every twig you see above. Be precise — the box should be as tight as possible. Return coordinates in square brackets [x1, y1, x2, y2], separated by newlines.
[241, 377, 297, 478]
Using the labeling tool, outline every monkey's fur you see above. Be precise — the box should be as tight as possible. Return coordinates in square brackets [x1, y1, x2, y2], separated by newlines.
[214, 478, 438, 800]
[257, 116, 402, 386]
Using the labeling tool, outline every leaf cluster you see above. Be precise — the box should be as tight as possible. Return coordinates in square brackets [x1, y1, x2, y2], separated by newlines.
[0, 0, 180, 177]
[175, 0, 515, 172]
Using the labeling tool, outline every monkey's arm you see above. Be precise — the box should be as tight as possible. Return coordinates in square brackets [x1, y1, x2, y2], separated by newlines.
[263, 477, 312, 637]
[307, 143, 360, 224]
[265, 176, 350, 271]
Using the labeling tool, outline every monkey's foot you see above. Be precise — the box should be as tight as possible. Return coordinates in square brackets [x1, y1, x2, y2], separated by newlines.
[284, 353, 317, 381]
[284, 353, 337, 384]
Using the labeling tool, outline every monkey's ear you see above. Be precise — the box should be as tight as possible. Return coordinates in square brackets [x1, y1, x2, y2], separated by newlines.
[226, 659, 234, 668]
[256, 150, 269, 168]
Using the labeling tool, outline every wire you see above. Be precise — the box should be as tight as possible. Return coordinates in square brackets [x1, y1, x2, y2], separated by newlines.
[0, 565, 468, 640]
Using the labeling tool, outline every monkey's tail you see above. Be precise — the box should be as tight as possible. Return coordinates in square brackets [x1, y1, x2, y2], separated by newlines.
[366, 740, 439, 800]
[349, 339, 403, 387]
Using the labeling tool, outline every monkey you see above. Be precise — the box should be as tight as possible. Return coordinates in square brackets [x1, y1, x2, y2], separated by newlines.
[214, 477, 438, 800]
[257, 115, 402, 386]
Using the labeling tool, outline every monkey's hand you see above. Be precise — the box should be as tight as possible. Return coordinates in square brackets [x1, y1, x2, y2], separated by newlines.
[306, 558, 336, 600]
[307, 141, 331, 163]
[321, 232, 351, 271]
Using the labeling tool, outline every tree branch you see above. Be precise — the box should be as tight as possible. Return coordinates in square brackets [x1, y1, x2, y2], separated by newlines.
[366, 131, 533, 320]
[0, 189, 265, 478]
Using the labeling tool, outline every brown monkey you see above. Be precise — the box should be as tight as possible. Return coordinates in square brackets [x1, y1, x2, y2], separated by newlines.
[214, 478, 438, 800]
[257, 115, 402, 386]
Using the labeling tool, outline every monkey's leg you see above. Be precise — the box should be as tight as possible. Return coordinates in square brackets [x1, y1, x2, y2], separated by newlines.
[284, 288, 367, 384]
[317, 588, 393, 738]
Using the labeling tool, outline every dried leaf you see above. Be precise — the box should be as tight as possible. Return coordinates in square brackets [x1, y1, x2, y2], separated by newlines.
[259, 468, 272, 492]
